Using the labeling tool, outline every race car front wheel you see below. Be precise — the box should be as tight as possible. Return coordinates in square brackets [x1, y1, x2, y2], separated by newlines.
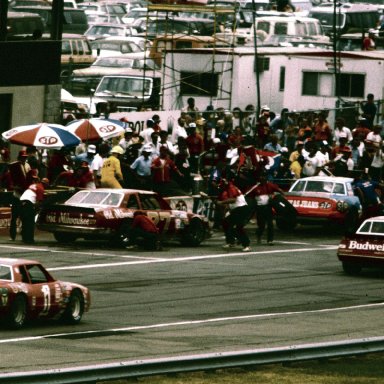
[7, 294, 27, 329]
[181, 219, 205, 247]
[62, 290, 84, 324]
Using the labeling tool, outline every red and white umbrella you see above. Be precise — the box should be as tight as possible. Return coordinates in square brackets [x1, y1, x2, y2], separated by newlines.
[66, 118, 125, 142]
[2, 123, 81, 149]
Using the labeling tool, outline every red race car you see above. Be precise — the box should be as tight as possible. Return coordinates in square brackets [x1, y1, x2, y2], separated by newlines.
[37, 189, 210, 247]
[337, 216, 384, 275]
[0, 258, 90, 329]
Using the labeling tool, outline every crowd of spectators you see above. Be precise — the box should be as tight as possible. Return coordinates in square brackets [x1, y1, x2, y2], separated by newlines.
[0, 95, 383, 200]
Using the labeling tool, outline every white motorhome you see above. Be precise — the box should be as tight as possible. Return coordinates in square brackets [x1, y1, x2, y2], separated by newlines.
[161, 46, 384, 123]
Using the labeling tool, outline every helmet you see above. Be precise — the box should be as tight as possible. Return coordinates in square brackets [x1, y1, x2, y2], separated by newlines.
[111, 146, 124, 155]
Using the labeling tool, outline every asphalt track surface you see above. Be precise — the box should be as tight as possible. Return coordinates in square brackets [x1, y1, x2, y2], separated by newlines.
[1, 224, 384, 374]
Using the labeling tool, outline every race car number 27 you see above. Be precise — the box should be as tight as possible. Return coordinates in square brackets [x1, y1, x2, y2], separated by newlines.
[147, 211, 171, 231]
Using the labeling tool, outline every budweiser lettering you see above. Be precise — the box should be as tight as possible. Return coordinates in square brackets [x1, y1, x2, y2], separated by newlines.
[348, 240, 384, 251]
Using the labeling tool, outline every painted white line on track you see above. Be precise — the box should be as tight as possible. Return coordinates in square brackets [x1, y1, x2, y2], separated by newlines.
[0, 245, 165, 261]
[46, 246, 338, 271]
[1, 301, 383, 345]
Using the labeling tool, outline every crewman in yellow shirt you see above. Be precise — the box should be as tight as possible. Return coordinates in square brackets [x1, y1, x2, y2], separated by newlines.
[100, 146, 125, 188]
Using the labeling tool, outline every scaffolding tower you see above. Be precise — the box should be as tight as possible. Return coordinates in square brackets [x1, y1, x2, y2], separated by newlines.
[144, 2, 238, 111]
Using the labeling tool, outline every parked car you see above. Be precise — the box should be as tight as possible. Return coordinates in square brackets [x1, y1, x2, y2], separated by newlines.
[0, 257, 90, 329]
[337, 216, 384, 275]
[69, 55, 159, 95]
[84, 22, 137, 40]
[280, 176, 362, 233]
[86, 12, 122, 25]
[37, 189, 210, 246]
[90, 36, 149, 57]
[139, 16, 220, 40]
[309, 2, 380, 36]
[78, 1, 126, 18]
[5, 11, 44, 40]
[249, 15, 330, 43]
[11, 5, 89, 34]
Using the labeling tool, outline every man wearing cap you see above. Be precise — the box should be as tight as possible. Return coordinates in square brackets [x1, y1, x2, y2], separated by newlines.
[331, 133, 350, 159]
[19, 172, 49, 244]
[75, 144, 96, 165]
[130, 144, 153, 190]
[9, 150, 32, 241]
[100, 146, 125, 188]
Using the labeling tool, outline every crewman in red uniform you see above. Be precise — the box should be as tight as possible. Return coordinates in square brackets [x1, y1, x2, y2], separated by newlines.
[217, 178, 251, 252]
[19, 171, 49, 244]
[125, 211, 161, 251]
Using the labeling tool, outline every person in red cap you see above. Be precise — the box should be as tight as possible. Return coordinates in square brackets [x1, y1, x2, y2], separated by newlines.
[19, 171, 49, 244]
[331, 146, 354, 177]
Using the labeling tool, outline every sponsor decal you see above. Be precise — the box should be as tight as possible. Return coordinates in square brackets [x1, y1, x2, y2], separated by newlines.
[4, 129, 17, 137]
[288, 199, 332, 209]
[99, 125, 116, 133]
[348, 240, 384, 251]
[112, 209, 133, 219]
[46, 212, 96, 225]
[38, 136, 58, 145]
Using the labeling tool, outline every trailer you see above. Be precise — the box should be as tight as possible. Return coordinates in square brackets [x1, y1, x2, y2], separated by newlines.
[161, 46, 384, 122]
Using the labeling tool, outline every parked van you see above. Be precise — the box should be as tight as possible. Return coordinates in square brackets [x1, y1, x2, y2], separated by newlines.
[12, 6, 89, 35]
[5, 11, 44, 40]
[251, 15, 330, 43]
[93, 70, 162, 111]
[61, 34, 96, 79]
[309, 3, 380, 35]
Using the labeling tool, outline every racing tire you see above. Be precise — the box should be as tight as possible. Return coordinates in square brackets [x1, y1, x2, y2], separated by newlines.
[7, 294, 27, 329]
[53, 232, 77, 243]
[344, 207, 359, 236]
[62, 290, 84, 325]
[342, 261, 362, 276]
[181, 219, 205, 247]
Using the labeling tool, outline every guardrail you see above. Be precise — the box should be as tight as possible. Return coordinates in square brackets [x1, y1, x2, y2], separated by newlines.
[2, 336, 384, 384]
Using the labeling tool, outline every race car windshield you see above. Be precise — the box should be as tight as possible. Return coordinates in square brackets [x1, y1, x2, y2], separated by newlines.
[66, 191, 124, 206]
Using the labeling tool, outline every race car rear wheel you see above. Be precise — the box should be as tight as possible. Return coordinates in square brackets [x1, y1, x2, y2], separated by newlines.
[7, 294, 27, 329]
[342, 261, 362, 276]
[54, 232, 77, 243]
[62, 290, 84, 324]
[181, 219, 205, 247]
